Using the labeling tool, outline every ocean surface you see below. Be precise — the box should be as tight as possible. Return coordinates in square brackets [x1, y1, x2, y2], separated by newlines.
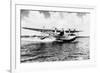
[20, 37, 89, 63]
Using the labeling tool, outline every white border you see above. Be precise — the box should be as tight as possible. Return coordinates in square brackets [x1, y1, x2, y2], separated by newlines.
[11, 3, 96, 73]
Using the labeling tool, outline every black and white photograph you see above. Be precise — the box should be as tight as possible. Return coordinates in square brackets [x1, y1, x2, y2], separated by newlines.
[20, 8, 90, 63]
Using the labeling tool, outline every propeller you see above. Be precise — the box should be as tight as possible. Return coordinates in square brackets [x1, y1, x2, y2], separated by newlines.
[65, 28, 82, 34]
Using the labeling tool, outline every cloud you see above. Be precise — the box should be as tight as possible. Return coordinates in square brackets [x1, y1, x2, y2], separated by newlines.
[76, 12, 87, 18]
[59, 12, 64, 19]
[20, 9, 30, 19]
[39, 10, 50, 19]
[21, 10, 90, 36]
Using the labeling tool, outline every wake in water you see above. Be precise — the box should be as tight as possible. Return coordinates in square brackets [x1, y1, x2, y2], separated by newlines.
[20, 37, 89, 63]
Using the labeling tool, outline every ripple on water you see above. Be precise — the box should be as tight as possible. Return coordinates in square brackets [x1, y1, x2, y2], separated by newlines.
[21, 38, 90, 63]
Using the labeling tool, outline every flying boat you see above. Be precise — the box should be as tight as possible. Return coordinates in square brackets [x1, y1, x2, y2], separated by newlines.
[21, 27, 82, 43]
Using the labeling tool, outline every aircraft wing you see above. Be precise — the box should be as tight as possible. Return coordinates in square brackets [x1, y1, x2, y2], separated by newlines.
[22, 27, 82, 33]
[22, 27, 61, 32]
[76, 36, 89, 38]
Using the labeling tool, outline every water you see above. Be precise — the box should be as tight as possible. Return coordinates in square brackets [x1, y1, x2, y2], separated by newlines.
[21, 38, 89, 63]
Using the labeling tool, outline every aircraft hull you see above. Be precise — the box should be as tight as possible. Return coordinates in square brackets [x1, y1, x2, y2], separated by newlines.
[21, 36, 77, 43]
[56, 36, 77, 43]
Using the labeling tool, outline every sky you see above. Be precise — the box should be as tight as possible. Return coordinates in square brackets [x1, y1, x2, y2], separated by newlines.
[21, 9, 90, 36]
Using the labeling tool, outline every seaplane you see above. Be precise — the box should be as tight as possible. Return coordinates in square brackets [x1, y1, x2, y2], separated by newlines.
[21, 27, 82, 43]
